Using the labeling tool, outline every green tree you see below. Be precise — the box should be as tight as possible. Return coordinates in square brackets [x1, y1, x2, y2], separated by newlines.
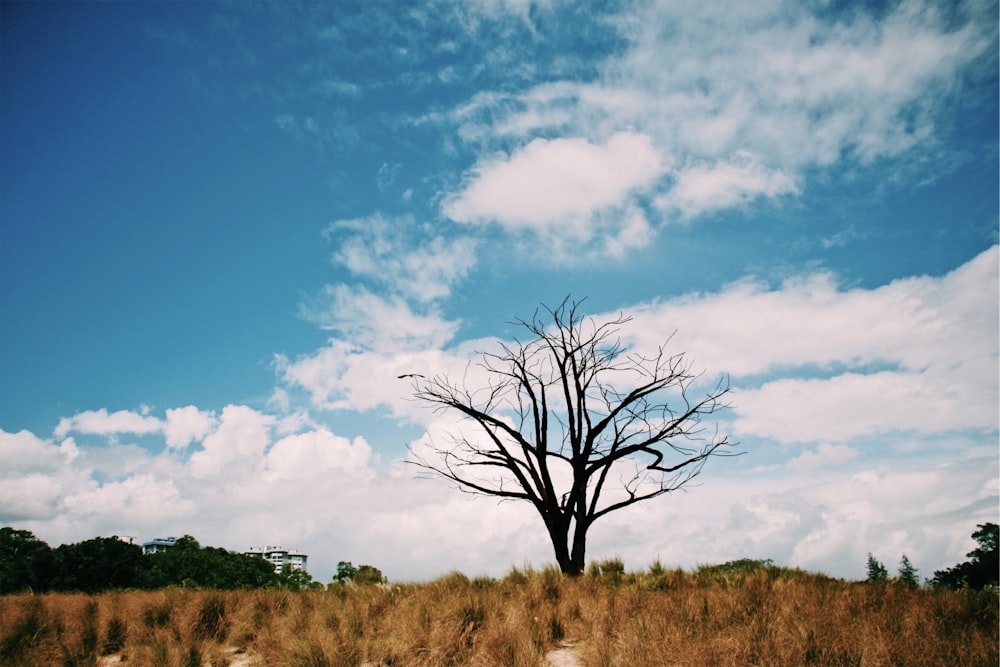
[334, 561, 358, 584]
[277, 567, 320, 590]
[332, 561, 385, 585]
[354, 564, 386, 585]
[866, 553, 888, 582]
[405, 298, 734, 576]
[51, 537, 145, 592]
[0, 527, 53, 593]
[897, 554, 919, 588]
[932, 522, 999, 590]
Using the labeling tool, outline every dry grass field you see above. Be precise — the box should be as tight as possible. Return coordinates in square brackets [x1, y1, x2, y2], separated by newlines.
[1, 563, 996, 667]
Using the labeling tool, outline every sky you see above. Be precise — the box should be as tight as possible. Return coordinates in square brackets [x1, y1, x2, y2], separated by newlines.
[0, 0, 997, 583]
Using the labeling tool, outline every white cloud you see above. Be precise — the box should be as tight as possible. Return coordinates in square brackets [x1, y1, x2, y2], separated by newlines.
[264, 430, 372, 481]
[660, 151, 799, 217]
[326, 214, 477, 304]
[300, 285, 459, 352]
[787, 443, 859, 470]
[600, 205, 653, 259]
[284, 246, 997, 451]
[447, 0, 993, 222]
[277, 336, 496, 418]
[619, 246, 998, 443]
[2, 395, 995, 584]
[625, 244, 998, 371]
[0, 431, 89, 522]
[0, 429, 72, 473]
[735, 369, 997, 444]
[164, 406, 218, 449]
[62, 475, 194, 525]
[0, 474, 67, 521]
[187, 405, 275, 479]
[444, 130, 664, 241]
[54, 408, 162, 440]
[590, 450, 997, 580]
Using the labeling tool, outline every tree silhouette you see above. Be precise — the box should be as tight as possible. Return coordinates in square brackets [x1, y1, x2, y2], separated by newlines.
[406, 298, 735, 575]
[932, 522, 999, 590]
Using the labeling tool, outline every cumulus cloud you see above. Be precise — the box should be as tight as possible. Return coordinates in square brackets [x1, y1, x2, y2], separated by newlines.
[0, 429, 75, 473]
[164, 406, 218, 449]
[187, 405, 275, 479]
[0, 474, 68, 522]
[587, 450, 997, 579]
[62, 475, 194, 525]
[0, 431, 87, 522]
[444, 130, 664, 250]
[264, 430, 372, 481]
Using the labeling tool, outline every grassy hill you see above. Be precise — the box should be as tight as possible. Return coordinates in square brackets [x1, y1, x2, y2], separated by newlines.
[1, 561, 996, 666]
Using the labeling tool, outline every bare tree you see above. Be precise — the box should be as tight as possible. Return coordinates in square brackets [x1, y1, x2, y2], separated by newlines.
[404, 298, 736, 576]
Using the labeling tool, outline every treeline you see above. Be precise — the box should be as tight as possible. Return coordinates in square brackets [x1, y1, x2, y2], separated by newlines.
[0, 529, 321, 594]
[864, 523, 998, 590]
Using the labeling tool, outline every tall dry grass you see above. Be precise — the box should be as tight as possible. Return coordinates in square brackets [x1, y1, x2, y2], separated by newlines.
[0, 563, 995, 666]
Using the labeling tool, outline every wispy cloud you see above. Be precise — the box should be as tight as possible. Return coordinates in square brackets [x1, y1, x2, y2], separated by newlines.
[659, 151, 799, 217]
[786, 443, 860, 471]
[440, 0, 995, 249]
[55, 409, 161, 440]
[324, 215, 477, 304]
[300, 285, 460, 351]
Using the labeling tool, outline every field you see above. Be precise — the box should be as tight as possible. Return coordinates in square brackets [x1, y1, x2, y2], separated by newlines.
[1, 563, 996, 667]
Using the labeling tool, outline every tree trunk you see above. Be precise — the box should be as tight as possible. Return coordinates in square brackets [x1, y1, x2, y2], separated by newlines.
[546, 515, 588, 576]
[568, 517, 587, 576]
[545, 516, 576, 576]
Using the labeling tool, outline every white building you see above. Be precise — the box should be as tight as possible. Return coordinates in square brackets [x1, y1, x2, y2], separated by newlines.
[243, 545, 308, 574]
[142, 537, 177, 554]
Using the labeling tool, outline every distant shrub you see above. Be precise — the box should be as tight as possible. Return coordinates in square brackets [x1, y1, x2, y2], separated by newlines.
[332, 561, 386, 585]
[588, 557, 626, 585]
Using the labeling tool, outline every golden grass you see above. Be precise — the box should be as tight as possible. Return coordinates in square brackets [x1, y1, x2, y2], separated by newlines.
[0, 565, 995, 666]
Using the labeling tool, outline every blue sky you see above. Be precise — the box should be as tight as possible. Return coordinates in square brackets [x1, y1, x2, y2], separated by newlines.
[1, 0, 997, 582]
